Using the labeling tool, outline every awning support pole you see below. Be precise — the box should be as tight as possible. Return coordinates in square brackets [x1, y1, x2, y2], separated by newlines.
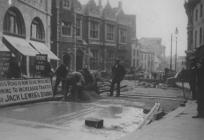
[26, 56, 30, 77]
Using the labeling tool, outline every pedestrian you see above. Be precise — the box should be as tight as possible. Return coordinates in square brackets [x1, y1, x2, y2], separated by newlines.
[110, 59, 126, 97]
[53, 62, 69, 97]
[193, 58, 204, 118]
[42, 61, 54, 84]
[189, 60, 197, 100]
[7, 57, 21, 79]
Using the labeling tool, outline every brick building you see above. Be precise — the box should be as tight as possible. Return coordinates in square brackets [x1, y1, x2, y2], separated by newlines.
[0, 0, 58, 77]
[51, 0, 136, 72]
[185, 0, 204, 68]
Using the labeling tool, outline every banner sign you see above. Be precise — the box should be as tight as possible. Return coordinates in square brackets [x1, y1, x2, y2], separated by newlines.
[0, 78, 53, 106]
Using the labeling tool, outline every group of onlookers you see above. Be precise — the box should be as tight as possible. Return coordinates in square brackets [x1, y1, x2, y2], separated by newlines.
[6, 56, 126, 101]
[53, 59, 126, 100]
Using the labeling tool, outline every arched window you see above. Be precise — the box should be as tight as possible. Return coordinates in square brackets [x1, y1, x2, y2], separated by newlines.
[3, 7, 25, 37]
[31, 17, 45, 41]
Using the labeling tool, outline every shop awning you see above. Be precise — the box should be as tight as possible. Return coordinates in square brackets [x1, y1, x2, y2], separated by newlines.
[3, 35, 39, 56]
[29, 41, 59, 60]
[0, 41, 10, 52]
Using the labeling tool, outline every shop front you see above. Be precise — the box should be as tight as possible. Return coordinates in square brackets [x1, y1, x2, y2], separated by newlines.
[0, 36, 59, 106]
[2, 35, 59, 78]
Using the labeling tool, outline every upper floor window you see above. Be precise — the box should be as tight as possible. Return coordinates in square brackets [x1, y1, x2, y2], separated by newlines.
[3, 7, 25, 37]
[76, 18, 82, 37]
[106, 24, 115, 41]
[63, 0, 71, 9]
[119, 28, 127, 43]
[200, 4, 203, 17]
[61, 21, 72, 36]
[195, 9, 198, 21]
[31, 17, 45, 41]
[89, 21, 99, 39]
[200, 27, 202, 45]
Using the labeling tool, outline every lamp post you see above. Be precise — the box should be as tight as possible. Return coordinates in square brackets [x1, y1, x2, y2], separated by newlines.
[175, 27, 179, 71]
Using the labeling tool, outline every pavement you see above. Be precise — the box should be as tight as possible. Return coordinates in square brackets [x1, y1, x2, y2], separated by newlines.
[120, 100, 204, 140]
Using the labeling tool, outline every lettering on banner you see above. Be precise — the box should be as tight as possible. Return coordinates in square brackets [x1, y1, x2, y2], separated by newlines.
[0, 78, 53, 106]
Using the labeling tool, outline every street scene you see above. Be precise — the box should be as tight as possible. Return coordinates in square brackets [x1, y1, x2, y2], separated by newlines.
[0, 0, 204, 140]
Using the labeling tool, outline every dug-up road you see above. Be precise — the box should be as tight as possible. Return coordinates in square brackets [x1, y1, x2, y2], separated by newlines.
[0, 83, 185, 140]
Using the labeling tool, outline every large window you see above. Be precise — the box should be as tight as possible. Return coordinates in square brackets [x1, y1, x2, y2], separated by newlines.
[195, 9, 198, 21]
[106, 24, 115, 41]
[31, 17, 45, 41]
[200, 4, 203, 17]
[119, 28, 127, 43]
[63, 0, 71, 9]
[89, 21, 99, 39]
[76, 18, 82, 37]
[3, 7, 25, 37]
[61, 21, 72, 36]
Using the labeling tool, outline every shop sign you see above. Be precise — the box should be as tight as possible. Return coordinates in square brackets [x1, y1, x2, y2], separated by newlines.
[0, 52, 11, 78]
[35, 54, 48, 74]
[0, 78, 53, 106]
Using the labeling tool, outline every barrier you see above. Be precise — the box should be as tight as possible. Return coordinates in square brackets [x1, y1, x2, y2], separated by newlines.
[0, 78, 53, 106]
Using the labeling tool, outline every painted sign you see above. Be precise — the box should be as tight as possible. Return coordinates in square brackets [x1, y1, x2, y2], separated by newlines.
[0, 78, 53, 106]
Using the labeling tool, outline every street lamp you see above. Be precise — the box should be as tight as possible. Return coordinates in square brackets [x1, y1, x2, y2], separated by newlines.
[175, 27, 179, 71]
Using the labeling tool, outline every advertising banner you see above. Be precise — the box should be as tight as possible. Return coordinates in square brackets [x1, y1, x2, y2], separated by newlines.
[0, 78, 53, 106]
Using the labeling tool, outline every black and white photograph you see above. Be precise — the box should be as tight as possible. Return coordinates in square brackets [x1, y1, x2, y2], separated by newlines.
[0, 0, 203, 139]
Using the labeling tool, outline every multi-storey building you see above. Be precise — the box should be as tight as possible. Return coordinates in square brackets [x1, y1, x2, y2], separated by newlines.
[185, 0, 204, 68]
[51, 0, 136, 72]
[138, 38, 166, 72]
[0, 0, 58, 78]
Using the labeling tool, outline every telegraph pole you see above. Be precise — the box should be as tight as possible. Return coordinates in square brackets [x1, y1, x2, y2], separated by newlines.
[175, 35, 178, 71]
[175, 27, 179, 72]
[170, 34, 173, 70]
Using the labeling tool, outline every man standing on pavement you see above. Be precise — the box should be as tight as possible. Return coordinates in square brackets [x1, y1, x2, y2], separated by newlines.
[110, 59, 126, 97]
[193, 58, 204, 118]
[53, 61, 69, 97]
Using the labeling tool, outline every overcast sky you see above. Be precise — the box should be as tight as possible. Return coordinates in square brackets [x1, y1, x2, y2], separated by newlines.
[79, 0, 188, 56]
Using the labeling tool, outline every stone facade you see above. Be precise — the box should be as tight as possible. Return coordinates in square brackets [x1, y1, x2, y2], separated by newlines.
[185, 0, 204, 67]
[0, 0, 51, 47]
[51, 0, 136, 72]
[0, 0, 52, 76]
